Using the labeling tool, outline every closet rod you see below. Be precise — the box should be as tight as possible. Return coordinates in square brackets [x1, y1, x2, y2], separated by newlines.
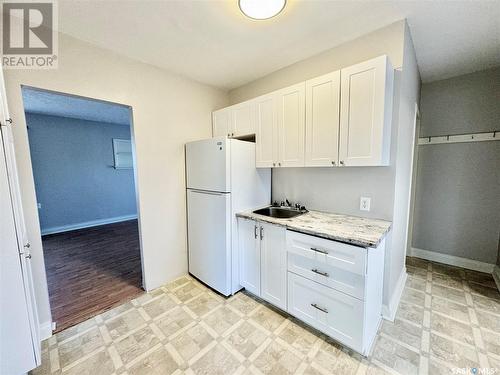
[418, 130, 499, 146]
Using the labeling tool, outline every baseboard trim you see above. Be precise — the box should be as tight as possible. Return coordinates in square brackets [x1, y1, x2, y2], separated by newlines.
[493, 265, 500, 292]
[411, 247, 495, 273]
[382, 269, 407, 322]
[41, 214, 138, 235]
[39, 321, 53, 340]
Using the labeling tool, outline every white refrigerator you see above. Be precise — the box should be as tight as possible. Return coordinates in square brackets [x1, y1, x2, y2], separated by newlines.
[186, 137, 270, 296]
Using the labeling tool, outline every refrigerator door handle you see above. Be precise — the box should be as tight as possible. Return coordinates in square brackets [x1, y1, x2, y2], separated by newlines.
[188, 189, 226, 196]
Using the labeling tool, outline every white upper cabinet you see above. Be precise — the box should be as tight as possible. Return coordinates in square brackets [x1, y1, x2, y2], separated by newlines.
[305, 71, 341, 167]
[255, 94, 278, 168]
[276, 82, 305, 167]
[212, 108, 231, 138]
[215, 55, 393, 168]
[212, 102, 256, 138]
[232, 101, 256, 137]
[339, 55, 393, 166]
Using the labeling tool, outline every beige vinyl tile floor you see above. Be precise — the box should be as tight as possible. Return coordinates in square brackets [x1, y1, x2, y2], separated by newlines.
[31, 257, 500, 375]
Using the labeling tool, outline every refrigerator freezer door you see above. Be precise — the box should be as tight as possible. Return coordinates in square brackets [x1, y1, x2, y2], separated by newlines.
[187, 189, 231, 295]
[186, 138, 230, 192]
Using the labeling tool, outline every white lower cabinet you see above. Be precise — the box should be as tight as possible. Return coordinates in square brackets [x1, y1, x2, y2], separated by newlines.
[238, 217, 386, 355]
[287, 272, 363, 352]
[260, 223, 287, 310]
[238, 218, 287, 309]
[238, 219, 261, 296]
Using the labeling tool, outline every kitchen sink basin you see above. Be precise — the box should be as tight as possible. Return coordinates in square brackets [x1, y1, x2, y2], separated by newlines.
[253, 206, 306, 219]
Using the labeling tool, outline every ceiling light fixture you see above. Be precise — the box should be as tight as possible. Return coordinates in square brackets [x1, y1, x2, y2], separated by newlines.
[239, 0, 286, 20]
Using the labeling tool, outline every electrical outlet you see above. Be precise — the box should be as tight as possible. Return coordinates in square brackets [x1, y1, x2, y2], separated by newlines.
[360, 197, 371, 211]
[37, 203, 42, 209]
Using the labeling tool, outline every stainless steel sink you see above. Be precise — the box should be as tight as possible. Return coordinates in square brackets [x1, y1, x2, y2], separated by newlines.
[253, 206, 307, 219]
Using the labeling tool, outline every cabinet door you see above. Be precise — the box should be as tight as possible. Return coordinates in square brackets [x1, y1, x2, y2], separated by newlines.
[255, 94, 278, 168]
[260, 223, 287, 310]
[305, 71, 340, 167]
[277, 82, 305, 167]
[213, 108, 232, 138]
[232, 101, 256, 137]
[238, 219, 260, 296]
[339, 55, 393, 166]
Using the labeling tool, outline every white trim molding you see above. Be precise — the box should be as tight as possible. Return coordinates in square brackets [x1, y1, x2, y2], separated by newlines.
[411, 247, 495, 274]
[39, 321, 53, 341]
[382, 268, 407, 322]
[493, 265, 500, 292]
[41, 214, 138, 235]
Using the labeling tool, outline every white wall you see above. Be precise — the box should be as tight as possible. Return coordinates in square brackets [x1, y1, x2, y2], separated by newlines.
[4, 32, 228, 334]
[228, 20, 421, 316]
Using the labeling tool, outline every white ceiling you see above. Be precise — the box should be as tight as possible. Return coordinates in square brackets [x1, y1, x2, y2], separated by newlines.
[22, 87, 131, 125]
[58, 1, 500, 90]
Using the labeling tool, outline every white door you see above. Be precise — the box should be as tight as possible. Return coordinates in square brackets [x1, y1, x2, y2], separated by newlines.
[212, 108, 231, 138]
[305, 71, 341, 167]
[260, 223, 287, 310]
[232, 101, 256, 137]
[238, 218, 260, 296]
[185, 138, 230, 192]
[255, 94, 277, 168]
[0, 69, 40, 374]
[277, 82, 305, 167]
[187, 189, 231, 295]
[339, 55, 393, 166]
[0, 130, 39, 375]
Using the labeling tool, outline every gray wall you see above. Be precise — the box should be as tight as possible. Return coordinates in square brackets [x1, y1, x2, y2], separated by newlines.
[412, 67, 500, 264]
[26, 113, 137, 233]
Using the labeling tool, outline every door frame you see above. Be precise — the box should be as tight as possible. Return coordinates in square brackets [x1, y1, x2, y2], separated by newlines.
[404, 103, 421, 257]
[20, 85, 147, 290]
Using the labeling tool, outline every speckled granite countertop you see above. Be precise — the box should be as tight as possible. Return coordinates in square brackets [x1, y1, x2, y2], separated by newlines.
[236, 209, 392, 248]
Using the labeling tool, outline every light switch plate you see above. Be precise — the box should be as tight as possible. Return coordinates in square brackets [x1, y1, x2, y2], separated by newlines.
[360, 197, 371, 211]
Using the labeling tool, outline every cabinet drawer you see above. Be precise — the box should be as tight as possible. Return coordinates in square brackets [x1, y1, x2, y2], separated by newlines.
[287, 272, 363, 352]
[288, 252, 365, 299]
[286, 231, 367, 275]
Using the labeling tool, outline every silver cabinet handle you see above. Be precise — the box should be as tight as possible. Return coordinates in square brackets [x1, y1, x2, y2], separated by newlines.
[311, 269, 329, 277]
[260, 226, 264, 240]
[254, 225, 258, 239]
[25, 254, 32, 259]
[310, 247, 328, 255]
[311, 303, 328, 313]
[331, 161, 336, 166]
[339, 160, 345, 165]
[24, 242, 31, 248]
[273, 162, 276, 167]
[278, 162, 281, 166]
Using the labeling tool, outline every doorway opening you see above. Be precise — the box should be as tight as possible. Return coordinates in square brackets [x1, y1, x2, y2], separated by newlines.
[21, 86, 144, 332]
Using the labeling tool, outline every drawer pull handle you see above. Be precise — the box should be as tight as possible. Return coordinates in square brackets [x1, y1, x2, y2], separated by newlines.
[311, 269, 329, 277]
[311, 303, 328, 313]
[311, 247, 328, 255]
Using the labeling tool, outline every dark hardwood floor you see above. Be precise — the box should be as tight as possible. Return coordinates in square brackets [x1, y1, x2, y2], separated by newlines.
[42, 219, 143, 333]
